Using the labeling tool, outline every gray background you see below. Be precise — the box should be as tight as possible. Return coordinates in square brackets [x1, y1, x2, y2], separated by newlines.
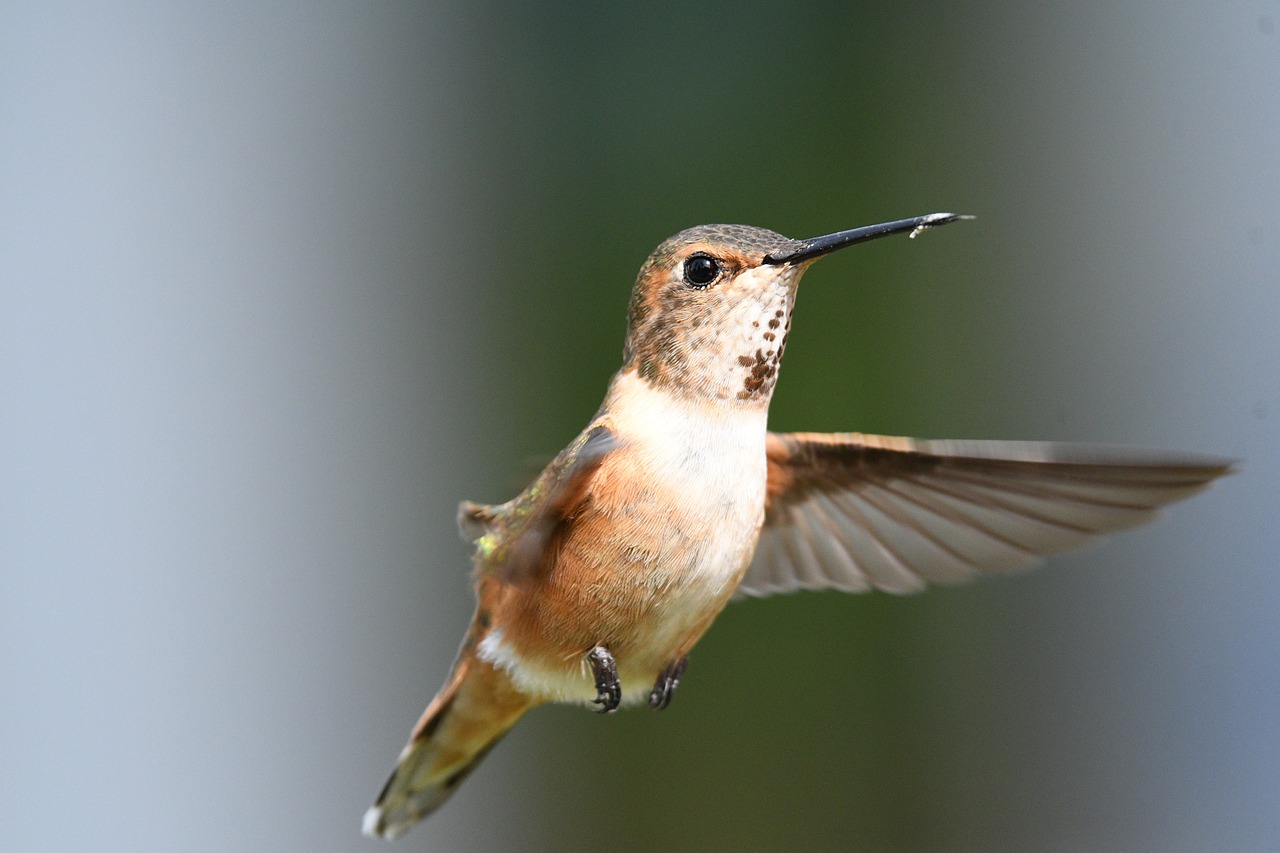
[3, 3, 1276, 851]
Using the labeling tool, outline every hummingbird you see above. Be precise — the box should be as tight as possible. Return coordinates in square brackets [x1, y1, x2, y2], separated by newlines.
[363, 213, 1231, 839]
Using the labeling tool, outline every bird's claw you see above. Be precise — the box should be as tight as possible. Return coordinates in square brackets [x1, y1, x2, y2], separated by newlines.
[587, 646, 621, 714]
[649, 656, 688, 711]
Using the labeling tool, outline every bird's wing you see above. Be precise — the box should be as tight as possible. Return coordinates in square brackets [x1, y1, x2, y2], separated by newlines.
[459, 423, 619, 584]
[737, 431, 1233, 598]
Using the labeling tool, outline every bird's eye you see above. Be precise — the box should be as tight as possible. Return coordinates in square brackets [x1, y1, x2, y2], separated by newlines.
[682, 253, 721, 288]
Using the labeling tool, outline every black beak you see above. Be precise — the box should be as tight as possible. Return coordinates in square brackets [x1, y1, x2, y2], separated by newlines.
[762, 212, 972, 265]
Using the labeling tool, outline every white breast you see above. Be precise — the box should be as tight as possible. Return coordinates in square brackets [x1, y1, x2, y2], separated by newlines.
[606, 371, 769, 593]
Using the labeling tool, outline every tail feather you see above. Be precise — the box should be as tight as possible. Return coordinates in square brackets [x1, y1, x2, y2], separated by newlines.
[363, 656, 532, 840]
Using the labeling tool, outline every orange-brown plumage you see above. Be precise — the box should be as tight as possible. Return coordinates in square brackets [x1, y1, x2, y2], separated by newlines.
[364, 213, 1232, 840]
[366, 648, 532, 839]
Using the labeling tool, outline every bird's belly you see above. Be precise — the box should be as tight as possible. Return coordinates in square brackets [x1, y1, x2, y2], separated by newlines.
[621, 504, 761, 653]
[482, 450, 766, 705]
[477, 374, 770, 705]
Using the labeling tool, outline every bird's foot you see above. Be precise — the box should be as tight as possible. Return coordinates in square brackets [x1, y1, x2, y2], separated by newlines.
[649, 656, 688, 711]
[587, 646, 621, 714]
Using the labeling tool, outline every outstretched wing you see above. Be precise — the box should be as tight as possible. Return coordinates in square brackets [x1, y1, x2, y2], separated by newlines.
[459, 423, 619, 584]
[738, 432, 1233, 598]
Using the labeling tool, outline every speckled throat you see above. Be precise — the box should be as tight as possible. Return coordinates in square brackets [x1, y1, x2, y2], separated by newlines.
[621, 224, 809, 406]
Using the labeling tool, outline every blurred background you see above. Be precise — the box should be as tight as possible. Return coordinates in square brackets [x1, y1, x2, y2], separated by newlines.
[3, 2, 1277, 851]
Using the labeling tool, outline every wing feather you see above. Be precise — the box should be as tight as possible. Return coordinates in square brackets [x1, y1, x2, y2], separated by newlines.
[463, 423, 619, 584]
[736, 432, 1233, 599]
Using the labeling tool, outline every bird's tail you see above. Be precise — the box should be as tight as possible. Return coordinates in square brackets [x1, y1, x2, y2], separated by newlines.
[363, 654, 533, 840]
